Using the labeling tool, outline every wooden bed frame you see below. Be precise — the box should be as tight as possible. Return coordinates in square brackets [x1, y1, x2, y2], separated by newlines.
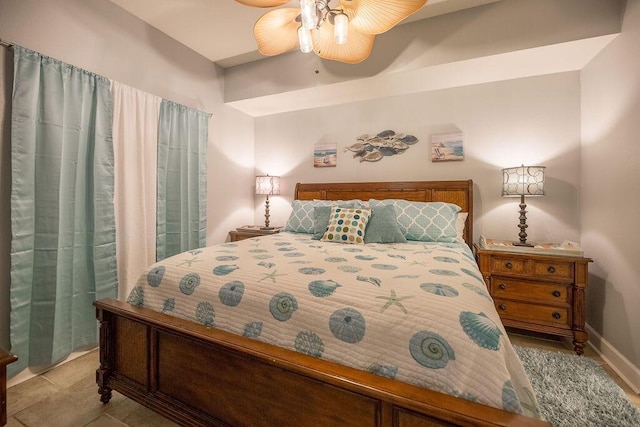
[95, 180, 550, 427]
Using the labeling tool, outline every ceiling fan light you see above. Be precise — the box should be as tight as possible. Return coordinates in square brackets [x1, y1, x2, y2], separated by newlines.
[298, 26, 314, 53]
[235, 0, 289, 7]
[334, 12, 348, 45]
[300, 0, 316, 29]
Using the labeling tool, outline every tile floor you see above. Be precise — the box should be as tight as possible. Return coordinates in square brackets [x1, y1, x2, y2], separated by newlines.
[5, 330, 639, 426]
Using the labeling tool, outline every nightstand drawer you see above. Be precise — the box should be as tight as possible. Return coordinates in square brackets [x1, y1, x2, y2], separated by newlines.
[491, 257, 526, 275]
[494, 299, 570, 328]
[532, 260, 574, 281]
[475, 243, 592, 355]
[491, 278, 570, 304]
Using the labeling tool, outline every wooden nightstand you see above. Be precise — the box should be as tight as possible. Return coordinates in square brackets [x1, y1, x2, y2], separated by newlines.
[474, 244, 592, 355]
[229, 227, 281, 242]
[1, 349, 17, 426]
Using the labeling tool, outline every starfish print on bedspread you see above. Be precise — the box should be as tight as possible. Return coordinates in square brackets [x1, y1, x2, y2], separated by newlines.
[178, 257, 202, 267]
[376, 289, 413, 314]
[258, 270, 287, 283]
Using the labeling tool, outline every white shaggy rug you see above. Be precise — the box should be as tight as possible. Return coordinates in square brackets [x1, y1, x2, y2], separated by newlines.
[514, 346, 640, 427]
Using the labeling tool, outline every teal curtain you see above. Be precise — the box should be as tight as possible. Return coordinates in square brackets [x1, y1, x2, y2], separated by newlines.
[9, 47, 117, 375]
[156, 100, 207, 261]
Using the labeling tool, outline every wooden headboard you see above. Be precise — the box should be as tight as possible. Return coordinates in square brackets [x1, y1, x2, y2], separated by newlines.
[294, 180, 473, 247]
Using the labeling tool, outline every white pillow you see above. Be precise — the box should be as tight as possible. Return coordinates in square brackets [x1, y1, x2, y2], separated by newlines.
[456, 212, 468, 242]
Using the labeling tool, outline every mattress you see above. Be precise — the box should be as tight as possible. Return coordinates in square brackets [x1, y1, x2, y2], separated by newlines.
[127, 231, 541, 419]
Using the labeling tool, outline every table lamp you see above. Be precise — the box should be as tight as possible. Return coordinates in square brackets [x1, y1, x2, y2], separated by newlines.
[501, 165, 545, 246]
[255, 175, 280, 229]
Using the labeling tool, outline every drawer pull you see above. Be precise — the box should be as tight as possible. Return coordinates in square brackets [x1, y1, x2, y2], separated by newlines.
[499, 283, 507, 290]
[505, 262, 513, 270]
[498, 304, 507, 311]
[552, 290, 561, 297]
[547, 266, 556, 274]
[552, 312, 561, 320]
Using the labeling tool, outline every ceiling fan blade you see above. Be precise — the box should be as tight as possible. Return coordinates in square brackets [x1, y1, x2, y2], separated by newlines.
[254, 8, 301, 56]
[235, 0, 290, 7]
[312, 23, 375, 64]
[341, 0, 427, 35]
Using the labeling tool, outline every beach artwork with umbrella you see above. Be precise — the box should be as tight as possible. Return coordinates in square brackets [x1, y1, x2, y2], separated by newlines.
[344, 130, 419, 162]
[314, 143, 338, 167]
[431, 132, 464, 162]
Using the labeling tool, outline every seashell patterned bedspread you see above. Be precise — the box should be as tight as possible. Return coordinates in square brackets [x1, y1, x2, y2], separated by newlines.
[127, 232, 541, 419]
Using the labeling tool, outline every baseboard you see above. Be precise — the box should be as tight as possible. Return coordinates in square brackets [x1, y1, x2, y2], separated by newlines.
[6, 346, 97, 389]
[586, 323, 640, 394]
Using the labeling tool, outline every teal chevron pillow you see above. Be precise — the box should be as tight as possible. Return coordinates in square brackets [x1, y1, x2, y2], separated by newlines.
[321, 207, 371, 245]
[364, 204, 407, 244]
[369, 199, 461, 242]
[284, 200, 365, 234]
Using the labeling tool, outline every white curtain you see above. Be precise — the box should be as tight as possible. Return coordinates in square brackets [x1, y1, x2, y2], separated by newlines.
[111, 81, 161, 298]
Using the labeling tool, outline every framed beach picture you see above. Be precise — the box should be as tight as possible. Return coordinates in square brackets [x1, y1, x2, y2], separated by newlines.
[314, 143, 337, 167]
[431, 132, 464, 162]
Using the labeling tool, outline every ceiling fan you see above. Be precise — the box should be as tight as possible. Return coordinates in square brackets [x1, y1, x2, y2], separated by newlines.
[235, 0, 427, 64]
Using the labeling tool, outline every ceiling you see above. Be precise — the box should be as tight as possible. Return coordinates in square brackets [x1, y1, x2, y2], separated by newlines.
[108, 0, 502, 68]
[107, 0, 618, 117]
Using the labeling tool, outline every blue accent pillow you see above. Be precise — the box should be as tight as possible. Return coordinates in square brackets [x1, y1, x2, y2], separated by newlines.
[312, 206, 333, 240]
[369, 199, 461, 242]
[364, 204, 407, 244]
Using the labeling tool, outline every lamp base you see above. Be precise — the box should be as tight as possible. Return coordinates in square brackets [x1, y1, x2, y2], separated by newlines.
[260, 226, 276, 230]
[512, 241, 534, 247]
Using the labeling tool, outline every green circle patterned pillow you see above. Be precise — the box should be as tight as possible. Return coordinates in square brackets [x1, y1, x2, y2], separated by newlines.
[321, 207, 371, 245]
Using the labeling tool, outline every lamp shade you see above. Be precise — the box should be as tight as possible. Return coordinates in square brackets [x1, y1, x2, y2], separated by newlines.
[502, 165, 545, 197]
[255, 175, 280, 196]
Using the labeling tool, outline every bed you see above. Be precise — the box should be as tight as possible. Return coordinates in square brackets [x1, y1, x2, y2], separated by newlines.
[95, 180, 550, 427]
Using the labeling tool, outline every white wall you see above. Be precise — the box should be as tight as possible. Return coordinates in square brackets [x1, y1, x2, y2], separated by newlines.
[0, 0, 255, 352]
[255, 72, 582, 248]
[581, 0, 640, 389]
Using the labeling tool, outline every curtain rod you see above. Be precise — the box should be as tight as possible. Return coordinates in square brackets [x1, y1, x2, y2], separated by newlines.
[0, 38, 213, 117]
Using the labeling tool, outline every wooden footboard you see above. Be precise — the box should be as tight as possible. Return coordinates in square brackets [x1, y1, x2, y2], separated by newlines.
[95, 299, 549, 427]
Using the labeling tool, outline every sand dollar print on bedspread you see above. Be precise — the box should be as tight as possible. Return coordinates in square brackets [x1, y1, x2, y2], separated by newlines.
[195, 301, 215, 327]
[127, 286, 144, 306]
[294, 331, 325, 357]
[429, 269, 459, 276]
[243, 321, 263, 338]
[434, 256, 459, 264]
[459, 311, 502, 350]
[409, 331, 455, 369]
[298, 267, 326, 275]
[460, 267, 484, 283]
[269, 292, 298, 321]
[367, 364, 398, 379]
[147, 266, 165, 287]
[420, 283, 459, 297]
[162, 298, 175, 313]
[219, 281, 245, 306]
[329, 308, 366, 343]
[215, 255, 238, 261]
[502, 381, 524, 414]
[179, 273, 200, 295]
[462, 283, 492, 300]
